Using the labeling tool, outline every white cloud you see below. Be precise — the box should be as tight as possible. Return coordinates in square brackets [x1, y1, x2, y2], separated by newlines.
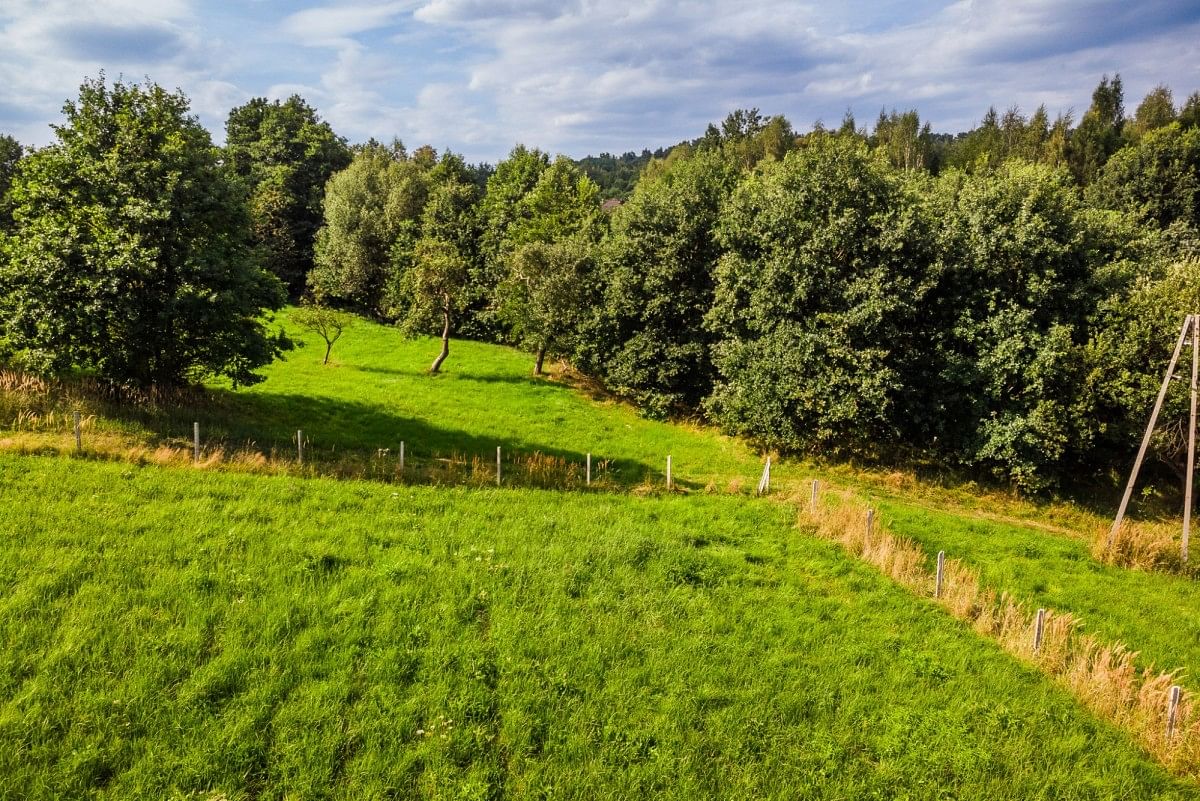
[281, 2, 414, 47]
[1, 0, 1198, 159]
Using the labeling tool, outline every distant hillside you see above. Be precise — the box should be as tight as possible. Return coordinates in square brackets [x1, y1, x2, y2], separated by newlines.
[575, 146, 673, 200]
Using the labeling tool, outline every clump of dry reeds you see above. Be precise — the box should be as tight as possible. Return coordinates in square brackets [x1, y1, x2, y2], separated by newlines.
[802, 486, 1200, 777]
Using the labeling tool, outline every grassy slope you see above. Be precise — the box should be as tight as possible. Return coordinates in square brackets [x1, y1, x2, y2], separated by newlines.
[61, 310, 772, 490]
[0, 456, 1192, 799]
[870, 498, 1200, 674]
[4, 312, 1199, 674]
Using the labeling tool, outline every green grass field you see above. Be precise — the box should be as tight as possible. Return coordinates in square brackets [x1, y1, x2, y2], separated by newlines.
[5, 311, 1200, 796]
[1, 456, 1193, 799]
[2, 310, 773, 491]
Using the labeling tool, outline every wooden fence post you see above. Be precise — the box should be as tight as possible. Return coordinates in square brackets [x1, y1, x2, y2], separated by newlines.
[756, 457, 771, 496]
[666, 455, 672, 490]
[810, 479, 819, 513]
[193, 422, 200, 464]
[496, 446, 502, 486]
[1033, 608, 1047, 653]
[1168, 685, 1183, 739]
[935, 551, 945, 599]
[297, 430, 304, 466]
[586, 453, 591, 486]
[866, 509, 874, 538]
[399, 441, 405, 472]
[73, 412, 81, 451]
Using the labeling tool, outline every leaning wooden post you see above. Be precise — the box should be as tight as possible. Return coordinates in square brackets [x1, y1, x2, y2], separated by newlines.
[1033, 608, 1047, 653]
[73, 411, 82, 451]
[1110, 315, 1193, 549]
[810, 479, 819, 513]
[193, 422, 200, 464]
[586, 453, 591, 486]
[1168, 685, 1183, 739]
[296, 430, 304, 466]
[1186, 319, 1199, 563]
[496, 446, 502, 486]
[757, 457, 771, 496]
[935, 550, 945, 599]
[666, 455, 673, 490]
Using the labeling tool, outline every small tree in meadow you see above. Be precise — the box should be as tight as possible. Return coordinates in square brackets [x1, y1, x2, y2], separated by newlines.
[392, 237, 470, 374]
[292, 303, 353, 365]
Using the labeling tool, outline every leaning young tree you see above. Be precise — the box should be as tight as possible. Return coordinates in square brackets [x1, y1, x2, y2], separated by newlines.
[394, 236, 470, 374]
[0, 76, 289, 388]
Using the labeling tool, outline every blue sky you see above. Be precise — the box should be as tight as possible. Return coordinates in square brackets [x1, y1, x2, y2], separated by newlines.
[2, 0, 1199, 163]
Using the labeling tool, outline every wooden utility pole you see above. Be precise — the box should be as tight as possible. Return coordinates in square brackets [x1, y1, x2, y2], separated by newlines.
[1108, 315, 1198, 562]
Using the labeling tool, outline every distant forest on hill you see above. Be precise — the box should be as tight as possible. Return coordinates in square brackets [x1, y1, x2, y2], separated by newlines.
[3, 73, 1200, 493]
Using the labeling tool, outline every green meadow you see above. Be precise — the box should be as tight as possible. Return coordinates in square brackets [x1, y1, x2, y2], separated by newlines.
[4, 312, 1200, 797]
[0, 456, 1193, 799]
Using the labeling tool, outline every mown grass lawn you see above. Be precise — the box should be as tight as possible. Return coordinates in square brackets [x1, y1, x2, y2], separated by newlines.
[0, 455, 1193, 799]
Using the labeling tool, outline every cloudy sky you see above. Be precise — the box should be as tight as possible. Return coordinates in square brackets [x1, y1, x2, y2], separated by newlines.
[2, 0, 1199, 162]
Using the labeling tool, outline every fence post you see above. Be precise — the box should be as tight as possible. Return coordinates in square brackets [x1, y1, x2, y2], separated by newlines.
[1033, 608, 1047, 653]
[1168, 685, 1183, 739]
[399, 441, 405, 472]
[586, 453, 591, 486]
[866, 508, 874, 538]
[193, 422, 200, 464]
[496, 446, 502, 486]
[757, 457, 771, 496]
[297, 430, 304, 466]
[810, 479, 819, 513]
[935, 550, 945, 599]
[666, 455, 672, 490]
[73, 412, 81, 451]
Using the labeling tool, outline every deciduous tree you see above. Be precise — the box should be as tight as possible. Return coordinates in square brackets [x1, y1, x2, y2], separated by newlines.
[0, 77, 289, 387]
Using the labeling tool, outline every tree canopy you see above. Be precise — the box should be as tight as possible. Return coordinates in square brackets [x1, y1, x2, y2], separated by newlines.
[225, 96, 351, 295]
[0, 77, 289, 387]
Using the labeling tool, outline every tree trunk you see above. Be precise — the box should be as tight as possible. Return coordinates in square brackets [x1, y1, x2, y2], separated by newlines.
[323, 339, 332, 365]
[430, 305, 451, 374]
[534, 345, 546, 376]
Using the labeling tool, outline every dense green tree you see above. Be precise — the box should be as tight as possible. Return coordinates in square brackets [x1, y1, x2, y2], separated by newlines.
[872, 109, 934, 171]
[699, 108, 797, 169]
[705, 135, 934, 454]
[924, 161, 1116, 490]
[1079, 256, 1200, 484]
[0, 133, 21, 230]
[308, 142, 430, 314]
[495, 157, 601, 373]
[225, 96, 351, 295]
[473, 146, 551, 335]
[1181, 92, 1200, 129]
[1089, 123, 1200, 234]
[587, 149, 736, 416]
[1130, 85, 1177, 139]
[497, 235, 595, 374]
[1070, 74, 1126, 185]
[0, 77, 288, 387]
[576, 148, 668, 200]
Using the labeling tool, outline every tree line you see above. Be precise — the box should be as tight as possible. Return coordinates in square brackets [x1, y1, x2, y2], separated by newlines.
[1, 74, 1198, 493]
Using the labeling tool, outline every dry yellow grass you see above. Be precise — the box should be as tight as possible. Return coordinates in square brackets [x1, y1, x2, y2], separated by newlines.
[802, 484, 1200, 778]
[1096, 520, 1197, 575]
